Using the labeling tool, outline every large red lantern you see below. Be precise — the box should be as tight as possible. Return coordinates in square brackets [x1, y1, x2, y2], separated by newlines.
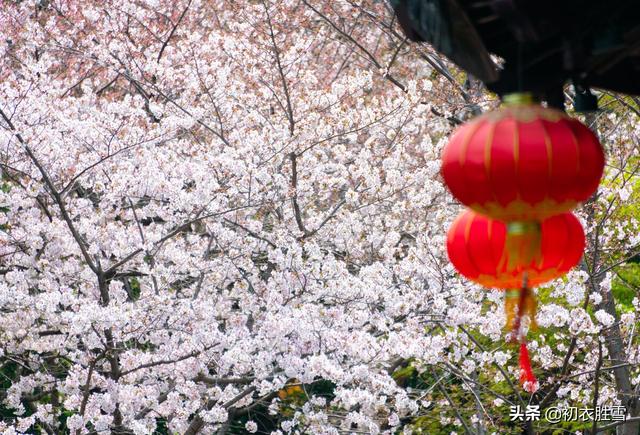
[441, 95, 605, 221]
[446, 210, 585, 289]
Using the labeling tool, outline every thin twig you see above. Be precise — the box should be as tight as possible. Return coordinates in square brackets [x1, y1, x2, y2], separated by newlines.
[263, 1, 295, 135]
[120, 345, 215, 377]
[289, 152, 308, 236]
[184, 385, 258, 435]
[301, 0, 406, 92]
[458, 325, 526, 408]
[157, 0, 192, 63]
[432, 369, 473, 435]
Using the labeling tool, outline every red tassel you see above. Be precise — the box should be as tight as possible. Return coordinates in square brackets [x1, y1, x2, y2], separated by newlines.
[519, 342, 538, 393]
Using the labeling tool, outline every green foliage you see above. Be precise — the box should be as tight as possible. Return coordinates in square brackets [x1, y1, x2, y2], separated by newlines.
[58, 409, 76, 434]
[0, 360, 20, 420]
[612, 263, 640, 313]
[153, 418, 169, 434]
[129, 277, 142, 301]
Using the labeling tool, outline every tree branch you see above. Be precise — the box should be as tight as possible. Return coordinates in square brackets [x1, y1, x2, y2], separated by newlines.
[432, 369, 473, 435]
[301, 0, 407, 92]
[596, 417, 640, 433]
[0, 107, 99, 275]
[263, 1, 295, 135]
[184, 385, 258, 435]
[458, 325, 526, 408]
[289, 152, 308, 236]
[120, 345, 216, 377]
[157, 0, 192, 63]
[591, 340, 603, 435]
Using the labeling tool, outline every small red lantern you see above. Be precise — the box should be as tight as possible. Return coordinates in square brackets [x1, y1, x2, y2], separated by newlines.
[446, 209, 585, 289]
[441, 95, 605, 221]
[446, 209, 585, 393]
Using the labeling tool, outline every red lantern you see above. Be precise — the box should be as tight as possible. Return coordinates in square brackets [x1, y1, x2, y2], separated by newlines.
[446, 208, 585, 393]
[441, 96, 605, 221]
[446, 209, 585, 289]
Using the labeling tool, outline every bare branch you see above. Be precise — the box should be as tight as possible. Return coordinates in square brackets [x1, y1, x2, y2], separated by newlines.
[263, 1, 295, 135]
[301, 198, 346, 240]
[105, 202, 260, 275]
[458, 325, 525, 408]
[432, 369, 473, 435]
[596, 417, 640, 433]
[1, 107, 99, 275]
[120, 345, 216, 377]
[289, 152, 308, 236]
[301, 0, 407, 92]
[223, 218, 277, 248]
[79, 352, 106, 418]
[591, 340, 603, 435]
[157, 0, 192, 63]
[193, 374, 254, 386]
[184, 385, 258, 435]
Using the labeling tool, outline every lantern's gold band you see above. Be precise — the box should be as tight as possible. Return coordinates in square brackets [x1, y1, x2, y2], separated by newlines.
[505, 289, 520, 298]
[507, 221, 540, 235]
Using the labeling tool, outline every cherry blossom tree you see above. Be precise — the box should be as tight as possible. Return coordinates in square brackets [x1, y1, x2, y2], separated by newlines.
[0, 1, 638, 434]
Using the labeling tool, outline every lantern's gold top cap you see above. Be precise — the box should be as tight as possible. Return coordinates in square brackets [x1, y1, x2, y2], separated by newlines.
[502, 92, 536, 106]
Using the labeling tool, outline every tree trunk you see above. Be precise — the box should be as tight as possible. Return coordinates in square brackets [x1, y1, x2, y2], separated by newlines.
[584, 113, 639, 435]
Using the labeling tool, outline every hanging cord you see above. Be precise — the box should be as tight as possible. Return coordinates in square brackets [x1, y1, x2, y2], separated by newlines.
[509, 273, 529, 342]
[517, 41, 524, 93]
[504, 289, 520, 331]
[508, 273, 539, 392]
